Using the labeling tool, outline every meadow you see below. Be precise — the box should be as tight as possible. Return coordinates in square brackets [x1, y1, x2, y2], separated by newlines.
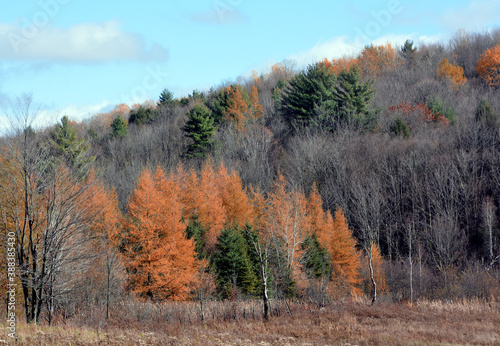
[9, 298, 499, 345]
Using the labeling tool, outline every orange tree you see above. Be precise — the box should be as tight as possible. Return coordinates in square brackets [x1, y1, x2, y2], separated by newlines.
[122, 167, 198, 301]
[476, 44, 500, 87]
[437, 58, 467, 89]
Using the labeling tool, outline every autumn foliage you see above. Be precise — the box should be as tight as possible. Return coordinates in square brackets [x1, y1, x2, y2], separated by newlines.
[123, 167, 198, 301]
[223, 85, 264, 131]
[319, 57, 360, 75]
[476, 44, 500, 87]
[386, 101, 449, 128]
[358, 43, 401, 76]
[436, 58, 467, 89]
[308, 186, 361, 296]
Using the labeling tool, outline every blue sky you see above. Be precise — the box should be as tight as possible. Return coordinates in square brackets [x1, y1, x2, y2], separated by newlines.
[1, 0, 499, 132]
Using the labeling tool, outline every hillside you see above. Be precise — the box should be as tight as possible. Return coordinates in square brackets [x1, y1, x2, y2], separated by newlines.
[1, 29, 499, 330]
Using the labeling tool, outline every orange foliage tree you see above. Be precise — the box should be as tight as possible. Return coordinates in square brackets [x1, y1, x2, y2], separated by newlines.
[181, 161, 226, 254]
[122, 167, 198, 301]
[249, 85, 264, 120]
[216, 163, 253, 228]
[436, 58, 467, 89]
[358, 43, 401, 76]
[328, 208, 362, 296]
[476, 44, 500, 87]
[319, 57, 360, 75]
[307, 186, 361, 296]
[224, 85, 249, 131]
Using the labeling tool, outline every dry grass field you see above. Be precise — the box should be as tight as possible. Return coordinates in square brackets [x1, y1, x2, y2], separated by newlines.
[5, 298, 499, 345]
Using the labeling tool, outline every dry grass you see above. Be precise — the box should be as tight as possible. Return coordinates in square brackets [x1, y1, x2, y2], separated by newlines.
[6, 298, 500, 345]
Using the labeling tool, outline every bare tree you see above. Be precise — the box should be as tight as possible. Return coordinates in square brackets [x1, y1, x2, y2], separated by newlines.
[0, 95, 101, 324]
[482, 197, 497, 267]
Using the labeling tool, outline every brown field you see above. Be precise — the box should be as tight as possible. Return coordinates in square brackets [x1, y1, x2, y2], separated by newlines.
[6, 298, 500, 345]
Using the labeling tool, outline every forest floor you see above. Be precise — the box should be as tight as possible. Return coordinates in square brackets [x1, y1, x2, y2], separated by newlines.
[7, 298, 500, 345]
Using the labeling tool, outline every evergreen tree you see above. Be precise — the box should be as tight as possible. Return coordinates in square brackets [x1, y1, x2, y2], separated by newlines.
[392, 117, 410, 138]
[186, 216, 207, 260]
[332, 66, 374, 126]
[281, 63, 337, 131]
[50, 116, 93, 174]
[475, 98, 497, 127]
[159, 88, 175, 106]
[401, 39, 416, 61]
[110, 116, 128, 138]
[183, 105, 217, 158]
[301, 233, 331, 279]
[426, 95, 456, 124]
[128, 106, 156, 125]
[212, 226, 259, 297]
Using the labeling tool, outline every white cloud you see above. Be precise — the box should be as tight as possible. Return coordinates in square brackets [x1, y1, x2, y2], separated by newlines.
[288, 37, 364, 68]
[440, 0, 500, 31]
[287, 33, 444, 69]
[0, 21, 168, 63]
[33, 100, 111, 130]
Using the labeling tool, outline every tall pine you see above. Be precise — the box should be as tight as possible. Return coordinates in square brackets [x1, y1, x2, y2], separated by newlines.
[183, 105, 217, 158]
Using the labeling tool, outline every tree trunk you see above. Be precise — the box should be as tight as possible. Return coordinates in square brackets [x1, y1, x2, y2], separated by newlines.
[368, 247, 377, 305]
[261, 265, 269, 321]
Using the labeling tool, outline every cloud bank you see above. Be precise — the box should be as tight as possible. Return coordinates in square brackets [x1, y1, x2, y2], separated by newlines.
[0, 21, 168, 63]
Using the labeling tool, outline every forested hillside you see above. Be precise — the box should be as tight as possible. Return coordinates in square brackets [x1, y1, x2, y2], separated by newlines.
[1, 30, 500, 324]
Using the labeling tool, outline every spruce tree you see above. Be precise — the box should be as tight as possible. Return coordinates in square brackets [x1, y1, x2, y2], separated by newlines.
[50, 116, 93, 174]
[332, 66, 373, 126]
[281, 63, 337, 131]
[159, 88, 175, 106]
[110, 116, 128, 138]
[183, 105, 217, 158]
[302, 233, 331, 279]
[212, 226, 259, 297]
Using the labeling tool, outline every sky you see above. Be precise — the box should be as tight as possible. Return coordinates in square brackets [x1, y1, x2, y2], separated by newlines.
[0, 0, 499, 133]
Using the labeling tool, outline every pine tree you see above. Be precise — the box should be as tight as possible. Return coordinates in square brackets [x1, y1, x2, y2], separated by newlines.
[281, 63, 337, 131]
[401, 39, 416, 62]
[110, 116, 128, 138]
[50, 115, 93, 174]
[212, 226, 259, 297]
[333, 66, 374, 126]
[302, 233, 331, 279]
[183, 105, 217, 158]
[159, 88, 175, 106]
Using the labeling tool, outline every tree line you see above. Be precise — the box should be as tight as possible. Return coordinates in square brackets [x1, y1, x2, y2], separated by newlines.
[1, 29, 500, 323]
